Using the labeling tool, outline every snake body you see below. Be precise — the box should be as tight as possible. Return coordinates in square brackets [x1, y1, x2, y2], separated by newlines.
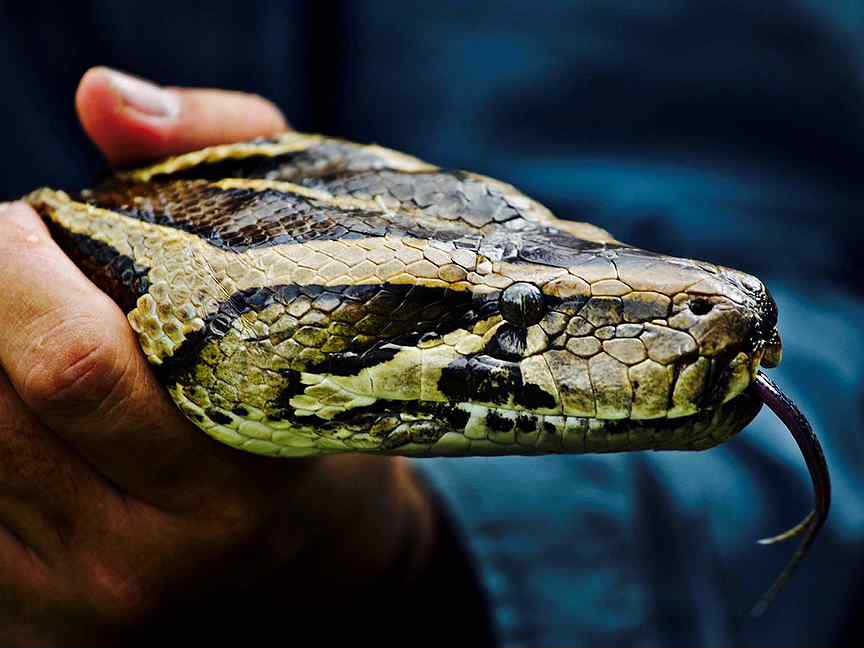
[24, 133, 828, 613]
[25, 133, 781, 459]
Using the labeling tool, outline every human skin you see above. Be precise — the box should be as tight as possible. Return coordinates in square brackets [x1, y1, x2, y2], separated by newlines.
[0, 68, 436, 647]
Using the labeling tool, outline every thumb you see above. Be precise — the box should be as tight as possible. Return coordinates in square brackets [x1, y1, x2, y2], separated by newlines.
[76, 66, 289, 167]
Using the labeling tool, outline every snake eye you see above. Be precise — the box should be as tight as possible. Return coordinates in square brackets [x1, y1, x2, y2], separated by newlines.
[499, 282, 546, 327]
[689, 298, 714, 315]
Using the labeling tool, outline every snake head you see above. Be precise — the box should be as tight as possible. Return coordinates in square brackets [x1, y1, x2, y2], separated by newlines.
[449, 248, 781, 435]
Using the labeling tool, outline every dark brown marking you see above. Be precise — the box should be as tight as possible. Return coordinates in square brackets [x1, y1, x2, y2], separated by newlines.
[82, 180, 458, 252]
[486, 411, 515, 433]
[153, 283, 483, 387]
[515, 415, 537, 433]
[438, 354, 556, 411]
[42, 220, 151, 313]
[515, 383, 557, 410]
[486, 325, 527, 361]
[206, 409, 232, 425]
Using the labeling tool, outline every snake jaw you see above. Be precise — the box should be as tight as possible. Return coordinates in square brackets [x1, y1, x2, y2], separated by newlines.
[760, 328, 783, 368]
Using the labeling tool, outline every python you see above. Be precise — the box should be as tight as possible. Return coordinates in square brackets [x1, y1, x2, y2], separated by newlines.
[25, 132, 828, 615]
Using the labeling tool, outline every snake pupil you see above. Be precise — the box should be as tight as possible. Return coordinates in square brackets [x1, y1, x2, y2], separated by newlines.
[499, 282, 546, 327]
[690, 298, 713, 315]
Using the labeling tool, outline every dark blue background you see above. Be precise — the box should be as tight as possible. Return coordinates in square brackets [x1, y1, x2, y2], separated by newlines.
[1, 2, 862, 645]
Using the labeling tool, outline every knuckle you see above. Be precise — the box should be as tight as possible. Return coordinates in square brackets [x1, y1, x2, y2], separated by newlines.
[81, 555, 152, 625]
[21, 313, 129, 414]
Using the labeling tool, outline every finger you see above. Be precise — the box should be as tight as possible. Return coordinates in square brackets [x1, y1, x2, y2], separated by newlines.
[0, 366, 71, 558]
[0, 201, 270, 508]
[75, 66, 289, 167]
[0, 367, 107, 560]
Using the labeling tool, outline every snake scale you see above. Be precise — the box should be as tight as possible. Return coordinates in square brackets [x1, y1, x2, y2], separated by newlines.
[23, 132, 829, 614]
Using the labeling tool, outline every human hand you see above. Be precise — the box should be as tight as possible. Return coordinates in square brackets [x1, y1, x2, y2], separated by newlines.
[0, 68, 434, 647]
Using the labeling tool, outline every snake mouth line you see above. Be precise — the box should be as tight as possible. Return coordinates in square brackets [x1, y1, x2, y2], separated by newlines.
[272, 387, 766, 456]
[169, 375, 764, 459]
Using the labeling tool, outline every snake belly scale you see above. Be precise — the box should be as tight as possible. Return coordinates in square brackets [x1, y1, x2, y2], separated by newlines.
[25, 132, 783, 459]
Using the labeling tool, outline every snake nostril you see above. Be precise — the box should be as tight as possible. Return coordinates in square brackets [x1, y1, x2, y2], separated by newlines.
[689, 298, 714, 316]
[761, 287, 779, 330]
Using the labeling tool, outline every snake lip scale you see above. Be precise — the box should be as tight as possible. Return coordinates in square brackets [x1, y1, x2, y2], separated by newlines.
[23, 132, 830, 615]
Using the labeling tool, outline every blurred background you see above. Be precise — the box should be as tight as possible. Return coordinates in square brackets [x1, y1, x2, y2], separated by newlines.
[1, 1, 862, 646]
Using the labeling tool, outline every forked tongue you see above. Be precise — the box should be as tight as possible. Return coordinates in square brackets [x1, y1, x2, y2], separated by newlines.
[749, 373, 831, 617]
